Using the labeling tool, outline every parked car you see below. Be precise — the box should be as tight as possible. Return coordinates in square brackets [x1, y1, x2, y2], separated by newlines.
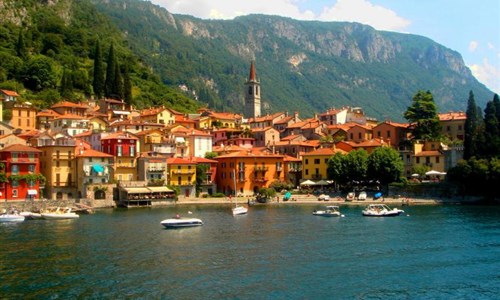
[318, 194, 330, 201]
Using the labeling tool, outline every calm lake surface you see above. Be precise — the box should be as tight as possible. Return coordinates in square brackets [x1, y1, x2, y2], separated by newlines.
[1, 204, 500, 299]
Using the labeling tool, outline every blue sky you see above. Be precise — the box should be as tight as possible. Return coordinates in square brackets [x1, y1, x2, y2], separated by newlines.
[149, 0, 500, 95]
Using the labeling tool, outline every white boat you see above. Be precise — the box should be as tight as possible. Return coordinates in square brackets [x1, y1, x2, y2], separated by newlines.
[358, 191, 367, 200]
[231, 170, 248, 216]
[0, 213, 25, 222]
[20, 211, 43, 220]
[41, 207, 80, 220]
[160, 215, 203, 228]
[346, 192, 355, 201]
[313, 205, 342, 217]
[362, 204, 404, 217]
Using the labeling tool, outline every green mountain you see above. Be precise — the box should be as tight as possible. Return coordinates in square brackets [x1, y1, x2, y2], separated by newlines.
[0, 0, 494, 120]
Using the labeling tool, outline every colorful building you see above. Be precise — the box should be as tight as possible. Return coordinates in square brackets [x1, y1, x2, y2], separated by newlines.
[167, 157, 196, 197]
[0, 144, 42, 201]
[101, 132, 138, 182]
[76, 147, 113, 199]
[10, 103, 37, 131]
[302, 147, 346, 181]
[438, 112, 466, 141]
[215, 149, 285, 196]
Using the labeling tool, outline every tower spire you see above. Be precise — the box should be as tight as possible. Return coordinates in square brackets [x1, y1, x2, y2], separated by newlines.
[248, 60, 256, 81]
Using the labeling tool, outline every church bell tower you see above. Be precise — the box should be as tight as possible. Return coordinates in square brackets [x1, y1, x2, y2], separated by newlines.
[244, 61, 261, 119]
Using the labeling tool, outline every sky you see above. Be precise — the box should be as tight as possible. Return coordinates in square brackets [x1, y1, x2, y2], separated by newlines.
[148, 0, 500, 95]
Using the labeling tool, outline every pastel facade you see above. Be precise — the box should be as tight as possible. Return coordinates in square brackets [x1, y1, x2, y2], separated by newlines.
[76, 148, 113, 198]
[11, 104, 37, 131]
[101, 132, 138, 182]
[0, 144, 42, 201]
[167, 157, 196, 197]
[302, 147, 346, 181]
[439, 112, 466, 141]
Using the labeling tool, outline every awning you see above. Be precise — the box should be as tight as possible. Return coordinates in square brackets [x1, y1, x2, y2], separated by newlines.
[300, 180, 316, 186]
[175, 137, 185, 143]
[147, 186, 174, 193]
[113, 110, 130, 115]
[123, 187, 151, 194]
[92, 165, 104, 173]
[28, 189, 37, 195]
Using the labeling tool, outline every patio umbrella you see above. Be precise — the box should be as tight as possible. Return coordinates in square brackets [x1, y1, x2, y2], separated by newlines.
[315, 180, 330, 186]
[300, 180, 316, 186]
[411, 173, 420, 177]
[425, 170, 445, 176]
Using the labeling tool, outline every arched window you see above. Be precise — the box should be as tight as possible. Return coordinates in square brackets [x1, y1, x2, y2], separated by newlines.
[94, 190, 105, 199]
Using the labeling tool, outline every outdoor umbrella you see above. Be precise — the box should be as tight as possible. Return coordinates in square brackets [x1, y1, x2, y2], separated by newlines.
[300, 180, 316, 186]
[425, 170, 446, 176]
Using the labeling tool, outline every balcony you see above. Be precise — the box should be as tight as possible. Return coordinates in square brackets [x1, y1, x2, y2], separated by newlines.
[148, 166, 166, 172]
[254, 166, 268, 172]
[289, 167, 302, 173]
[276, 166, 283, 172]
[172, 170, 195, 175]
[11, 157, 37, 163]
[252, 177, 268, 183]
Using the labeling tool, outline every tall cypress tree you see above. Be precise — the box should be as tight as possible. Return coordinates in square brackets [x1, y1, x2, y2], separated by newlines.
[104, 43, 116, 98]
[92, 40, 105, 99]
[16, 30, 27, 59]
[60, 67, 73, 99]
[123, 64, 132, 104]
[114, 63, 124, 99]
[483, 101, 500, 157]
[493, 94, 500, 132]
[464, 91, 482, 159]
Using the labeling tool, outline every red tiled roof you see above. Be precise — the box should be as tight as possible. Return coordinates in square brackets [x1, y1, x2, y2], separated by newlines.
[101, 132, 139, 140]
[167, 157, 195, 165]
[302, 147, 346, 156]
[77, 148, 113, 158]
[415, 150, 441, 157]
[0, 89, 20, 97]
[54, 113, 87, 120]
[438, 112, 466, 121]
[51, 101, 88, 109]
[37, 109, 61, 117]
[0, 144, 41, 152]
[187, 156, 218, 164]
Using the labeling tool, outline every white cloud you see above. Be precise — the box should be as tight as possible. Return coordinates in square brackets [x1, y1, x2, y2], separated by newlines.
[487, 42, 495, 50]
[469, 58, 500, 94]
[468, 41, 478, 52]
[317, 0, 410, 31]
[149, 0, 410, 32]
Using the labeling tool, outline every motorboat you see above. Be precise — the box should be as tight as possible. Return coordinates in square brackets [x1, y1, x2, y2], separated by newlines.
[313, 206, 342, 217]
[232, 205, 248, 216]
[358, 191, 367, 200]
[0, 213, 25, 222]
[41, 207, 80, 220]
[362, 204, 404, 217]
[20, 211, 43, 220]
[161, 215, 203, 228]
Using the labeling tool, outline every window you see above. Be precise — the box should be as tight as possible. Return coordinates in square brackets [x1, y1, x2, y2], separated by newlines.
[305, 169, 309, 175]
[11, 179, 18, 187]
[447, 126, 451, 132]
[130, 146, 135, 157]
[178, 177, 181, 185]
[387, 131, 391, 138]
[377, 131, 381, 137]
[305, 159, 309, 165]
[248, 86, 253, 95]
[416, 157, 420, 164]
[314, 159, 320, 164]
[358, 132, 362, 139]
[28, 165, 35, 173]
[11, 165, 19, 174]
[12, 189, 18, 198]
[117, 145, 122, 157]
[436, 156, 440, 163]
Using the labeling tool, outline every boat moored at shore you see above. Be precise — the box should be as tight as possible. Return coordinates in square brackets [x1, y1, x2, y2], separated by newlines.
[362, 204, 404, 217]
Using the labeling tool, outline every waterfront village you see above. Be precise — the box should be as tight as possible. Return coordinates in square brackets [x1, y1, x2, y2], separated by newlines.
[0, 62, 465, 209]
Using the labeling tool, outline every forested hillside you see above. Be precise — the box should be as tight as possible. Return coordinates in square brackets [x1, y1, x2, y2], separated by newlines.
[0, 0, 494, 120]
[0, 0, 200, 112]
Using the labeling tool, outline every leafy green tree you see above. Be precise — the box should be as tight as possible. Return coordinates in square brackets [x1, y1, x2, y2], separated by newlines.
[19, 56, 57, 91]
[204, 152, 218, 159]
[327, 152, 347, 186]
[104, 43, 116, 98]
[92, 40, 105, 99]
[345, 149, 369, 183]
[60, 68, 73, 99]
[464, 91, 483, 159]
[367, 147, 404, 186]
[404, 90, 441, 140]
[195, 164, 210, 195]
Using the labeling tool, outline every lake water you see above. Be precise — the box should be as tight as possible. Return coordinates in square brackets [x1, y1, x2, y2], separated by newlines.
[1, 204, 500, 299]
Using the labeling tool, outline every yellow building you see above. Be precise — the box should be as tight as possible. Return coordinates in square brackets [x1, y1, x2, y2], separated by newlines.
[38, 138, 78, 200]
[302, 147, 347, 181]
[11, 104, 37, 131]
[167, 157, 196, 197]
[139, 106, 178, 125]
[411, 141, 445, 174]
[89, 116, 108, 132]
[199, 109, 242, 129]
[438, 112, 466, 141]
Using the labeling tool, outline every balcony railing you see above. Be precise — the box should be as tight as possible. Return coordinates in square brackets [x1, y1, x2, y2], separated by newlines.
[172, 170, 195, 175]
[289, 167, 302, 173]
[252, 177, 268, 183]
[148, 166, 166, 172]
[11, 157, 37, 163]
[254, 166, 268, 172]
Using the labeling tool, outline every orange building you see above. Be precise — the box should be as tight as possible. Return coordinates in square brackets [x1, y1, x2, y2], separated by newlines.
[372, 121, 410, 149]
[215, 149, 285, 196]
[11, 104, 37, 131]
